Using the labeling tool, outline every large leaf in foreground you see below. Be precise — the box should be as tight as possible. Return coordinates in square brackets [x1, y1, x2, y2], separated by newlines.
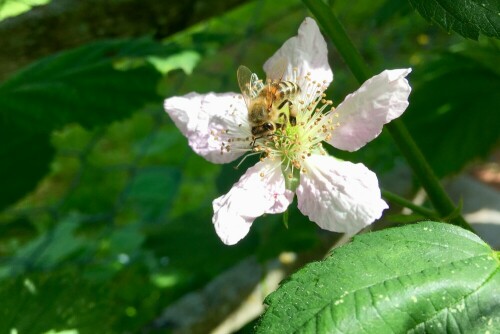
[256, 222, 499, 333]
[409, 0, 500, 40]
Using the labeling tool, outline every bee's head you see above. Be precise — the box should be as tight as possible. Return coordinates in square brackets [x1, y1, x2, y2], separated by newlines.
[251, 122, 275, 137]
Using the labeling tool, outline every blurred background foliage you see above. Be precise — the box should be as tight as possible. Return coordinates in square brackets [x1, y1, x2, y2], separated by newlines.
[0, 0, 498, 333]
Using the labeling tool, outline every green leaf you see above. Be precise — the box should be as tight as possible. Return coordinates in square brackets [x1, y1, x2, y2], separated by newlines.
[0, 0, 50, 21]
[147, 50, 201, 75]
[0, 215, 86, 279]
[404, 51, 500, 177]
[0, 38, 164, 210]
[124, 167, 181, 222]
[408, 0, 500, 40]
[0, 267, 120, 334]
[0, 131, 54, 211]
[0, 38, 162, 132]
[256, 221, 500, 333]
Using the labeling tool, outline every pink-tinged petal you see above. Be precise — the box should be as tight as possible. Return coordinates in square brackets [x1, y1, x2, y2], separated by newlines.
[296, 154, 388, 235]
[263, 17, 333, 87]
[328, 69, 412, 152]
[212, 160, 294, 245]
[164, 92, 252, 163]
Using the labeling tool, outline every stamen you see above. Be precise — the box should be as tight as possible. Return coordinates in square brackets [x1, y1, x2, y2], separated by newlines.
[234, 151, 262, 169]
[226, 69, 338, 176]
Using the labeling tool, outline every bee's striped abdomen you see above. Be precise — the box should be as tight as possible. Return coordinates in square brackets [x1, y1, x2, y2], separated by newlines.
[276, 81, 300, 100]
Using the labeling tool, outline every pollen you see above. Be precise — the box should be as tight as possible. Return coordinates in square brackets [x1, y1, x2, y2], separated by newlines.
[244, 70, 335, 177]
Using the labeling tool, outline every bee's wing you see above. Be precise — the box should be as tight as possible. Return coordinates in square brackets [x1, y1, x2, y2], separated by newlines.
[266, 56, 288, 83]
[250, 73, 264, 96]
[237, 65, 263, 108]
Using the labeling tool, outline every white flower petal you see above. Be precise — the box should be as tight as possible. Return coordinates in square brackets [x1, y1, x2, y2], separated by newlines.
[212, 160, 294, 245]
[164, 92, 252, 163]
[296, 154, 388, 235]
[328, 69, 412, 152]
[263, 17, 333, 87]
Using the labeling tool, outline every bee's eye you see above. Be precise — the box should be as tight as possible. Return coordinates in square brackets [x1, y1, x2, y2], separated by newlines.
[264, 123, 274, 131]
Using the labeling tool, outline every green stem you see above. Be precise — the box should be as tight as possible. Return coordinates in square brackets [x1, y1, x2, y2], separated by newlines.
[381, 189, 438, 219]
[302, 0, 474, 232]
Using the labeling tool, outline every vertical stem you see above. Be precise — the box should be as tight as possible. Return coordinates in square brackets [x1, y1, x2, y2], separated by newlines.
[302, 0, 474, 232]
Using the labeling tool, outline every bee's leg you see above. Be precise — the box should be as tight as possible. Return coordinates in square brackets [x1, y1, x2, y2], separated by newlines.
[277, 112, 288, 131]
[250, 134, 264, 148]
[289, 103, 297, 126]
[277, 100, 289, 110]
[277, 100, 297, 126]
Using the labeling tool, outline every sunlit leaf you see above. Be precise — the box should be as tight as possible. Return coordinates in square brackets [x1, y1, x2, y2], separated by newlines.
[148, 50, 201, 75]
[0, 0, 50, 21]
[409, 0, 500, 39]
[256, 221, 500, 333]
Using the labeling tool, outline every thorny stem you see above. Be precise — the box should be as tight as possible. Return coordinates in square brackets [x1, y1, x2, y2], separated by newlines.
[302, 0, 475, 233]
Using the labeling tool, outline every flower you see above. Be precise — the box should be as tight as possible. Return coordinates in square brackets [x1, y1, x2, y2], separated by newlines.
[164, 17, 412, 245]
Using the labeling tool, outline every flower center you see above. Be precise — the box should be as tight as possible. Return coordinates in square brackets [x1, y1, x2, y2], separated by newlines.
[253, 74, 338, 176]
[211, 73, 339, 182]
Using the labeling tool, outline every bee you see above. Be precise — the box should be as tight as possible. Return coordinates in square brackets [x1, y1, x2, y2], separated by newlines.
[237, 59, 300, 138]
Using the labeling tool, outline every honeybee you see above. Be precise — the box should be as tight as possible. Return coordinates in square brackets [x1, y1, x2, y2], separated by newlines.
[237, 59, 300, 138]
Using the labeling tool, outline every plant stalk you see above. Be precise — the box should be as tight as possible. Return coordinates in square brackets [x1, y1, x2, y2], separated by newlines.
[381, 189, 438, 219]
[302, 0, 474, 232]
